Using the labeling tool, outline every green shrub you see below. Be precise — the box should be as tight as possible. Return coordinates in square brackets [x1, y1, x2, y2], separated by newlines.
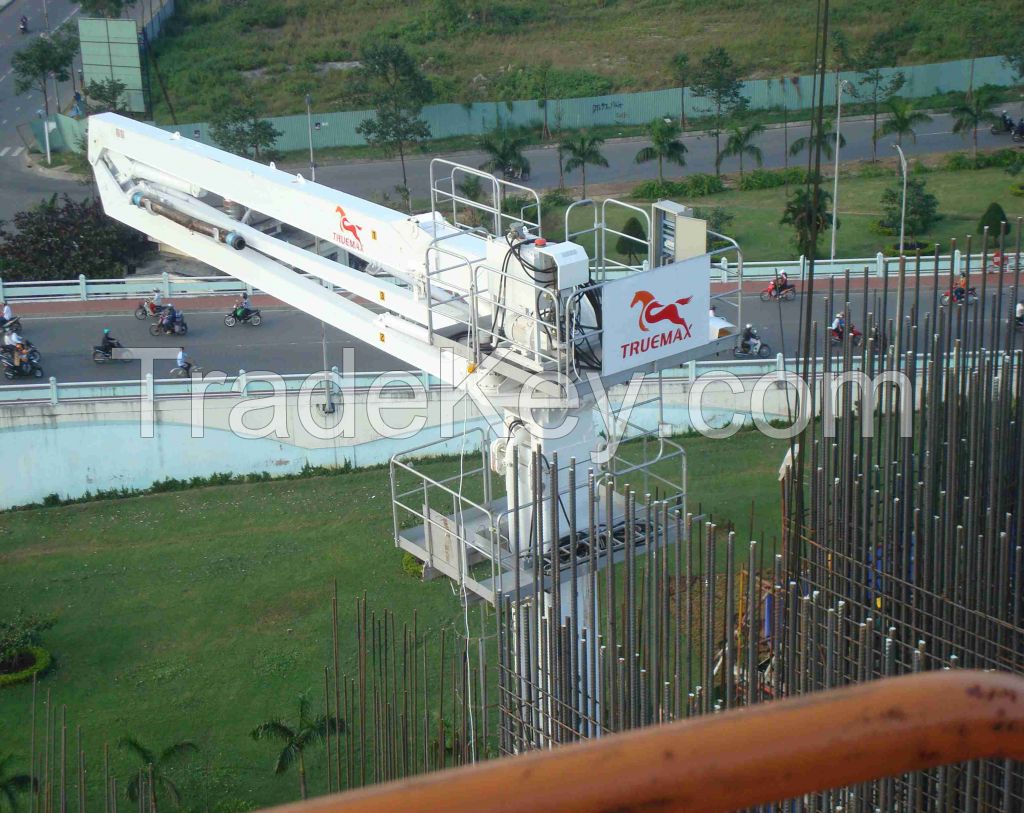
[857, 163, 895, 179]
[630, 174, 724, 200]
[944, 152, 973, 171]
[737, 168, 807, 190]
[1010, 182, 1024, 197]
[0, 646, 51, 687]
[541, 188, 574, 207]
[978, 201, 1009, 236]
[401, 552, 424, 579]
[0, 611, 55, 663]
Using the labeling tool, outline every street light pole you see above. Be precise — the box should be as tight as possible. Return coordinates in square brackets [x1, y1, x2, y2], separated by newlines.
[306, 93, 335, 414]
[894, 144, 908, 256]
[829, 79, 851, 269]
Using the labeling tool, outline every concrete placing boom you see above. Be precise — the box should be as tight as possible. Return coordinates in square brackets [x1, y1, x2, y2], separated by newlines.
[90, 111, 743, 736]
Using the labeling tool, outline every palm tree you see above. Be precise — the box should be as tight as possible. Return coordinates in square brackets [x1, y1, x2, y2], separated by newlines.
[560, 133, 609, 199]
[876, 98, 933, 147]
[0, 754, 34, 813]
[478, 129, 530, 178]
[789, 119, 847, 162]
[780, 187, 835, 259]
[951, 90, 999, 161]
[634, 119, 687, 182]
[716, 123, 765, 178]
[118, 737, 198, 813]
[251, 692, 341, 800]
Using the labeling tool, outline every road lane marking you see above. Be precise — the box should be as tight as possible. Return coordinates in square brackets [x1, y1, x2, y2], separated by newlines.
[0, 148, 10, 157]
[11, 146, 24, 156]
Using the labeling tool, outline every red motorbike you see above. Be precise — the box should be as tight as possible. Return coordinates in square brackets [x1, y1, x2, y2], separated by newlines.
[134, 298, 169, 320]
[760, 279, 797, 302]
[940, 286, 978, 306]
[830, 324, 863, 347]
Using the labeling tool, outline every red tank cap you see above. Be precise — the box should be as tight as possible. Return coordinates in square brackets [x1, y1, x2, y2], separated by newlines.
[534, 238, 547, 247]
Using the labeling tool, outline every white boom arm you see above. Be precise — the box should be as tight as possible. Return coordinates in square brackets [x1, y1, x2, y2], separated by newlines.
[88, 113, 727, 552]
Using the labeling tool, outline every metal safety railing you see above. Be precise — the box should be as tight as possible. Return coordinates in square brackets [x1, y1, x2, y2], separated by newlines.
[241, 671, 1024, 813]
[0, 251, 1006, 304]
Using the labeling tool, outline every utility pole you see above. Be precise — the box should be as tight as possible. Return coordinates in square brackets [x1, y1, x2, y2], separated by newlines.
[306, 92, 335, 415]
[829, 79, 851, 268]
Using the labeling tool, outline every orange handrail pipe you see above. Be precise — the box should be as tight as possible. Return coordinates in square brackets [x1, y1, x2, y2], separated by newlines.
[267, 670, 1024, 813]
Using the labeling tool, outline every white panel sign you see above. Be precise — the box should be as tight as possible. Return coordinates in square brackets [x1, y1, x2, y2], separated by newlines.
[601, 255, 712, 376]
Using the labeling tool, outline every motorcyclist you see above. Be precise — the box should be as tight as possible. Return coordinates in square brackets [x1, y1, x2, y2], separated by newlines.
[99, 328, 118, 355]
[0, 301, 10, 328]
[148, 288, 164, 316]
[5, 329, 23, 349]
[1016, 301, 1023, 327]
[1000, 110, 1014, 131]
[741, 323, 757, 352]
[160, 302, 177, 332]
[235, 292, 252, 321]
[953, 274, 967, 302]
[1015, 120, 1024, 139]
[176, 347, 192, 375]
[831, 312, 845, 338]
[777, 271, 795, 294]
[19, 15, 28, 32]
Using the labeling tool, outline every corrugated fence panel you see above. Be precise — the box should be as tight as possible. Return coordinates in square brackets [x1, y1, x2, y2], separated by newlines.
[51, 55, 1019, 155]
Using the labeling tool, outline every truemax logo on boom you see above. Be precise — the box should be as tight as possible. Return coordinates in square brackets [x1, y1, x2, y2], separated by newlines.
[332, 206, 364, 251]
[620, 289, 694, 359]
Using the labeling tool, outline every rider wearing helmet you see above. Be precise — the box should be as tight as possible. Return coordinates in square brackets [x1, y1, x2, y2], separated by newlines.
[99, 328, 118, 354]
[176, 347, 192, 374]
[741, 323, 757, 352]
[1016, 301, 1023, 326]
[1001, 110, 1014, 130]
[777, 271, 795, 294]
[161, 302, 177, 331]
[831, 312, 845, 337]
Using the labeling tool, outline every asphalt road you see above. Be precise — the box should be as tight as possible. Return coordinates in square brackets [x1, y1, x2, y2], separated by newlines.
[11, 305, 414, 382]
[313, 112, 1018, 204]
[9, 282, 1023, 385]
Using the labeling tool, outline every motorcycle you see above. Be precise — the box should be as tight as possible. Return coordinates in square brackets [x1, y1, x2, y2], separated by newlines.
[1, 350, 43, 380]
[940, 286, 978, 306]
[19, 17, 28, 34]
[991, 117, 1016, 135]
[92, 341, 134, 363]
[3, 336, 41, 365]
[224, 307, 262, 327]
[760, 281, 796, 302]
[830, 324, 864, 347]
[149, 313, 188, 336]
[135, 298, 168, 320]
[733, 332, 772, 358]
[1, 316, 22, 333]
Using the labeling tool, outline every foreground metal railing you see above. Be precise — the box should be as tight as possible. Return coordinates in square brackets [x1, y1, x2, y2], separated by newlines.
[252, 671, 1024, 813]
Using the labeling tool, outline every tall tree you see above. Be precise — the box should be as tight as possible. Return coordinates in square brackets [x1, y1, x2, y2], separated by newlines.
[876, 97, 932, 146]
[560, 133, 608, 199]
[11, 26, 77, 116]
[716, 123, 765, 178]
[85, 78, 128, 114]
[669, 52, 690, 128]
[634, 118, 686, 182]
[0, 754, 34, 813]
[0, 196, 150, 281]
[780, 187, 834, 259]
[615, 216, 647, 264]
[691, 48, 745, 177]
[478, 129, 530, 178]
[847, 29, 908, 161]
[789, 118, 846, 162]
[879, 177, 939, 248]
[210, 92, 282, 161]
[118, 737, 198, 813]
[951, 89, 1000, 161]
[251, 692, 341, 800]
[356, 43, 433, 199]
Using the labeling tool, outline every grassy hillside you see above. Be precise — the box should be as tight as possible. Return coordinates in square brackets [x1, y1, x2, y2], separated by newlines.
[150, 0, 1018, 121]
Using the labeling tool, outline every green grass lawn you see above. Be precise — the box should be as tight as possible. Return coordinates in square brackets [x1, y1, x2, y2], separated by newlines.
[149, 0, 1018, 121]
[541, 164, 1024, 262]
[0, 429, 786, 811]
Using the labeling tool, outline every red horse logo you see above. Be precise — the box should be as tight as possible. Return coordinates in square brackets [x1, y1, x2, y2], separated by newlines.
[630, 290, 693, 332]
[335, 206, 363, 247]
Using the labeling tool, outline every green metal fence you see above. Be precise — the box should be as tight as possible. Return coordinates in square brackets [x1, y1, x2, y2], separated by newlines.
[53, 55, 1017, 155]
